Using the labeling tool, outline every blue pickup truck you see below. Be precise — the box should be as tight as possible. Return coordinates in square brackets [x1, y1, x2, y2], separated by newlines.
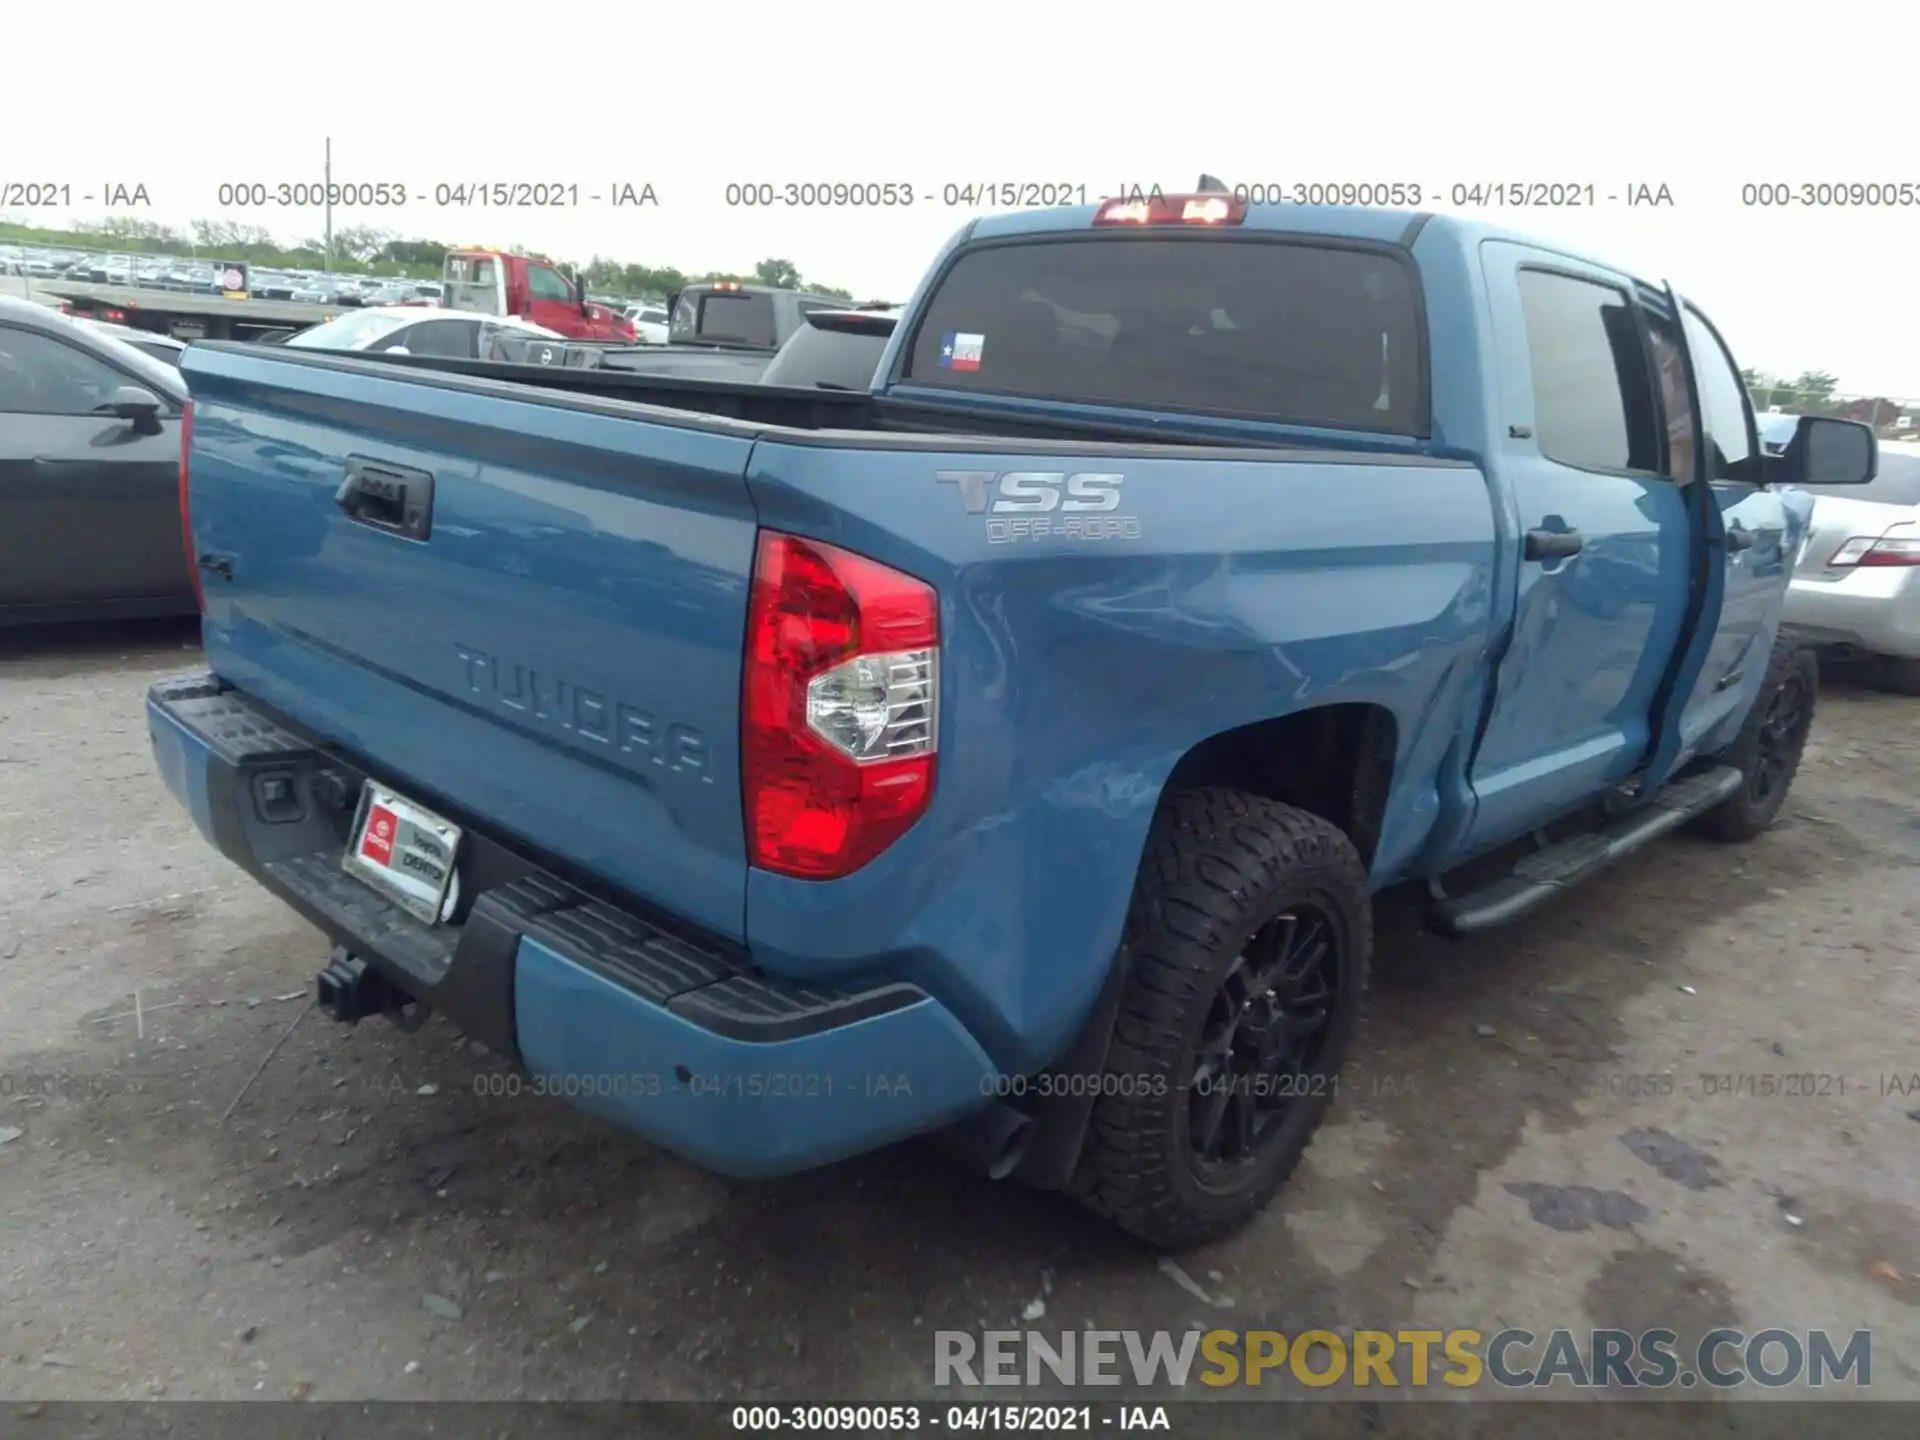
[150, 189, 1880, 1248]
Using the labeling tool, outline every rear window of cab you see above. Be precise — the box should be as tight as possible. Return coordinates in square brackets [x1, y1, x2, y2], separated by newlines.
[903, 236, 1425, 435]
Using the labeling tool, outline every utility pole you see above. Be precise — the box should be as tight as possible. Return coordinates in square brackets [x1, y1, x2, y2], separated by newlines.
[324, 137, 333, 274]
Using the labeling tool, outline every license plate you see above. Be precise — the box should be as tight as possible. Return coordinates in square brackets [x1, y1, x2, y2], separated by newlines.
[342, 782, 463, 925]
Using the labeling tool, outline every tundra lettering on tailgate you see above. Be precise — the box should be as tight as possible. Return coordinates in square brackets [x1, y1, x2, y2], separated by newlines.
[453, 644, 712, 782]
[937, 469, 1143, 544]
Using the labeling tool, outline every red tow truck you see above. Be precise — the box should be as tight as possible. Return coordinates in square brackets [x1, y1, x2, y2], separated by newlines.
[440, 248, 636, 342]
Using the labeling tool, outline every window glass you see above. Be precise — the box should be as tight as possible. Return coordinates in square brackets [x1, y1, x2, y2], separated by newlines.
[693, 293, 778, 347]
[1642, 311, 1698, 483]
[1516, 270, 1659, 473]
[906, 239, 1424, 432]
[288, 311, 412, 349]
[761, 324, 890, 390]
[1681, 307, 1759, 484]
[0, 327, 130, 414]
[526, 266, 573, 302]
[393, 319, 480, 358]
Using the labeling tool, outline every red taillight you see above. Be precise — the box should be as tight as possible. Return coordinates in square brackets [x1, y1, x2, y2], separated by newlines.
[1828, 529, 1920, 568]
[1858, 534, 1920, 566]
[742, 532, 939, 880]
[179, 400, 203, 613]
[1092, 192, 1247, 227]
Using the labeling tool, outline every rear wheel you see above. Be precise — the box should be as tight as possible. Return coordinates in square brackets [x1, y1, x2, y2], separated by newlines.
[1071, 789, 1371, 1249]
[1693, 640, 1818, 842]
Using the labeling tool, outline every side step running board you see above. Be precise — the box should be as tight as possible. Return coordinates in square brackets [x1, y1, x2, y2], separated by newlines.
[1430, 765, 1744, 936]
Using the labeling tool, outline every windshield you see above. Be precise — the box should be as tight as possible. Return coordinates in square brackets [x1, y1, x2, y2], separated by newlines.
[286, 311, 414, 349]
[904, 238, 1426, 433]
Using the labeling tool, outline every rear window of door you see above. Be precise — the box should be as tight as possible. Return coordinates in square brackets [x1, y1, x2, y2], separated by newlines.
[1514, 269, 1661, 474]
[902, 237, 1426, 434]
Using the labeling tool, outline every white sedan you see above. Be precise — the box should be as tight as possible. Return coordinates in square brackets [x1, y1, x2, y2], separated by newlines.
[624, 304, 670, 345]
[1774, 420, 1920, 693]
[284, 307, 567, 360]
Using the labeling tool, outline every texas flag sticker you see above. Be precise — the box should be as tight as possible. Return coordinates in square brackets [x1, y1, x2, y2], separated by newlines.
[939, 332, 985, 371]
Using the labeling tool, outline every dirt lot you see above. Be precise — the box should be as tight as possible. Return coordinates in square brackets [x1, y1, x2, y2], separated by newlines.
[0, 620, 1915, 1430]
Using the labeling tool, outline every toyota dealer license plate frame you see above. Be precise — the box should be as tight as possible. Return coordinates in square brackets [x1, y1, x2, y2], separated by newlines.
[342, 781, 463, 925]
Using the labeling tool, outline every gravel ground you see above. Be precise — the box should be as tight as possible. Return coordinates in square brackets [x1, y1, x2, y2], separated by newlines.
[0, 619, 1915, 1432]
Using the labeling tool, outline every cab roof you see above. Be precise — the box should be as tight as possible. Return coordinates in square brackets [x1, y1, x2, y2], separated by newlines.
[965, 203, 1643, 282]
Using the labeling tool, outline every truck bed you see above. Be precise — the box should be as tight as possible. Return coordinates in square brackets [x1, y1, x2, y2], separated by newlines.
[219, 342, 1427, 455]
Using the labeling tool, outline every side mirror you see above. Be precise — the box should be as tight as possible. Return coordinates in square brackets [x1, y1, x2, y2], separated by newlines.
[385, 345, 411, 357]
[1767, 415, 1878, 487]
[577, 277, 590, 315]
[108, 385, 163, 434]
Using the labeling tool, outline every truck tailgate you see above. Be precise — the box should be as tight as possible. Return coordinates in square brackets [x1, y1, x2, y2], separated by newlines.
[180, 344, 759, 941]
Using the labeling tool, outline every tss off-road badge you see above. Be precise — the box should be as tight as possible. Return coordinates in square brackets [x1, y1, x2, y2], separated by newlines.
[937, 470, 1143, 544]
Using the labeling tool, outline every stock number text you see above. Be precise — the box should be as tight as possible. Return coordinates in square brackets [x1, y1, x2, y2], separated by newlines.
[217, 182, 407, 208]
[1742, 182, 1920, 208]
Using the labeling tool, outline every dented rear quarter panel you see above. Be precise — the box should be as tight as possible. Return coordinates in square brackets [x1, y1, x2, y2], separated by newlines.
[741, 437, 1499, 1071]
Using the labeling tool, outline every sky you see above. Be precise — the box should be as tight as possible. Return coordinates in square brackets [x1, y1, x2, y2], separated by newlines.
[2, 0, 1914, 397]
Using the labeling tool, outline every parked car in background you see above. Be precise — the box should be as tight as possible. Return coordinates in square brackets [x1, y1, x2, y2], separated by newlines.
[1770, 415, 1920, 693]
[624, 303, 670, 344]
[360, 281, 418, 307]
[667, 281, 852, 352]
[77, 318, 187, 367]
[283, 306, 567, 359]
[290, 276, 360, 305]
[0, 296, 195, 625]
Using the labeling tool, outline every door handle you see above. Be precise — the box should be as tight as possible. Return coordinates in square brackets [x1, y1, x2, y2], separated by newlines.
[1524, 528, 1585, 562]
[1725, 526, 1755, 553]
[334, 457, 434, 541]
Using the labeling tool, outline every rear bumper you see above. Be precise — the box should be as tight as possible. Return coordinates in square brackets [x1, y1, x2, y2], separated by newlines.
[1784, 567, 1920, 659]
[146, 672, 998, 1178]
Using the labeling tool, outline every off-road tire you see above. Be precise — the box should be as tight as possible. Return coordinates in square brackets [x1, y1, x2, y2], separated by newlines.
[1692, 639, 1819, 842]
[1070, 789, 1371, 1250]
[1871, 656, 1920, 696]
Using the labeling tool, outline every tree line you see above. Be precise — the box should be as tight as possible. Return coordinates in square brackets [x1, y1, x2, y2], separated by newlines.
[1739, 367, 1916, 430]
[0, 215, 860, 304]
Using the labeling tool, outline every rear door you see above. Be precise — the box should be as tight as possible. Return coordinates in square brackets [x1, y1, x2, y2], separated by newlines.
[0, 322, 185, 610]
[1461, 247, 1696, 852]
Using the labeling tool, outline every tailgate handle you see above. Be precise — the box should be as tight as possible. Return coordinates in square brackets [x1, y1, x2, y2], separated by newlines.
[335, 458, 433, 541]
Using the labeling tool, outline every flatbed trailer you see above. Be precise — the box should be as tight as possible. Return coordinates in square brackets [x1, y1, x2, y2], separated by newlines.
[2, 277, 340, 340]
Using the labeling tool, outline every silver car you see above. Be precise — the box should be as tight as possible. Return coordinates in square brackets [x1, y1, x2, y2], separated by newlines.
[1774, 417, 1920, 693]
